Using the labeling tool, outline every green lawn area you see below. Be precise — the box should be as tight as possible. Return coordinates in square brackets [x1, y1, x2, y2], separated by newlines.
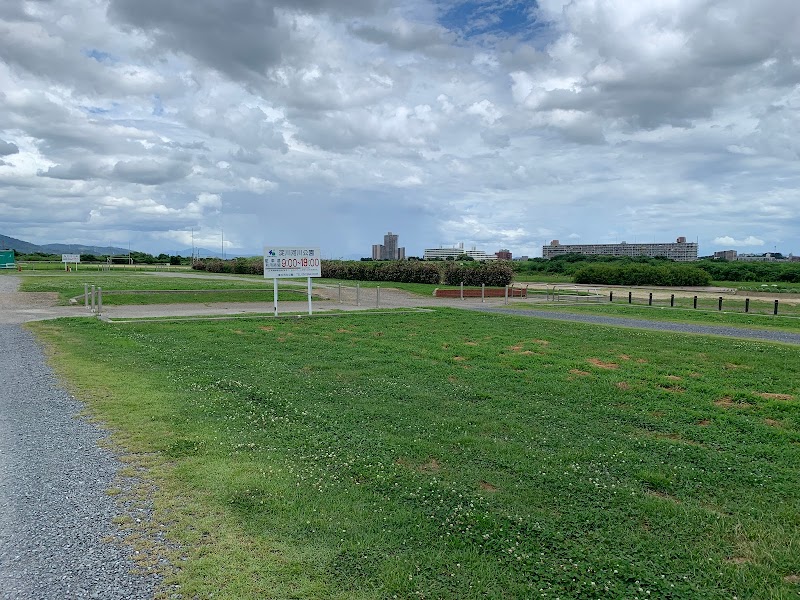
[31, 309, 800, 599]
[511, 300, 800, 333]
[512, 273, 572, 283]
[713, 280, 800, 294]
[313, 279, 458, 296]
[18, 272, 288, 304]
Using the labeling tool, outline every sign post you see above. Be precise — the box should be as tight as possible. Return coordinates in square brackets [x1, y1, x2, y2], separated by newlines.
[62, 253, 80, 271]
[264, 247, 321, 317]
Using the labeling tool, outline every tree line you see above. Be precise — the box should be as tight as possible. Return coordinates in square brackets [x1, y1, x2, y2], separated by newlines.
[514, 254, 800, 284]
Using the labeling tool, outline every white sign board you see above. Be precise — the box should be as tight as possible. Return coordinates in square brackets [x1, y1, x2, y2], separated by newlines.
[264, 247, 321, 279]
[62, 254, 81, 263]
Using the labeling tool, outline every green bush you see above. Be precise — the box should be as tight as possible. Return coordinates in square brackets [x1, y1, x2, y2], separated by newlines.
[573, 264, 711, 286]
[320, 260, 513, 286]
[192, 258, 264, 275]
[442, 262, 514, 286]
[321, 260, 441, 284]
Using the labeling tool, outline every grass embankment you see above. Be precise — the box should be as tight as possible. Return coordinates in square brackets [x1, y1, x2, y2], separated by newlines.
[18, 273, 305, 305]
[603, 292, 800, 317]
[16, 262, 192, 272]
[714, 281, 800, 294]
[514, 301, 800, 333]
[31, 310, 799, 599]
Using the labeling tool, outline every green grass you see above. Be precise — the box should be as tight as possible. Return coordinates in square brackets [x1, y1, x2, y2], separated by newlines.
[314, 279, 458, 296]
[99, 289, 313, 305]
[713, 280, 800, 294]
[16, 261, 192, 272]
[18, 273, 290, 304]
[512, 273, 572, 283]
[510, 300, 800, 333]
[30, 310, 800, 599]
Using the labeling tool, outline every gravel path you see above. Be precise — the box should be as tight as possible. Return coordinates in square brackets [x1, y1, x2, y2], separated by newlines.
[0, 277, 158, 599]
[473, 307, 800, 345]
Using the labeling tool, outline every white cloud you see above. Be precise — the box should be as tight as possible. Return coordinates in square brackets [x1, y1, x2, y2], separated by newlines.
[0, 0, 799, 258]
[246, 177, 278, 193]
[713, 236, 765, 247]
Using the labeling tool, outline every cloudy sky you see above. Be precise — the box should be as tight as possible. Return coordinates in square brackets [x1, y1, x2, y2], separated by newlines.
[1, 0, 799, 258]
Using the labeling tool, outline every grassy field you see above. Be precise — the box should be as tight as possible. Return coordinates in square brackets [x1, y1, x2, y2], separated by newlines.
[512, 273, 572, 283]
[714, 281, 800, 294]
[513, 301, 800, 333]
[31, 309, 799, 599]
[16, 261, 191, 272]
[16, 272, 298, 305]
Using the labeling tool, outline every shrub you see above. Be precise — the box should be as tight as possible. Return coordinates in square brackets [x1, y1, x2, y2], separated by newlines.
[191, 258, 264, 275]
[321, 260, 441, 284]
[442, 263, 514, 286]
[573, 264, 711, 286]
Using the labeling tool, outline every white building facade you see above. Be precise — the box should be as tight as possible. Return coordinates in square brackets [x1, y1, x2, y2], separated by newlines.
[423, 244, 496, 262]
[542, 237, 698, 262]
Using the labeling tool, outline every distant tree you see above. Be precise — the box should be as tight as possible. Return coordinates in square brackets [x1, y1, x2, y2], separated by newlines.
[169, 255, 182, 265]
[456, 254, 475, 261]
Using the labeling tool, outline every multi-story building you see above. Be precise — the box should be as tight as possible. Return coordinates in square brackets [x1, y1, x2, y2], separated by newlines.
[737, 253, 777, 262]
[496, 249, 512, 260]
[423, 243, 496, 262]
[371, 232, 405, 260]
[713, 250, 738, 261]
[542, 237, 698, 262]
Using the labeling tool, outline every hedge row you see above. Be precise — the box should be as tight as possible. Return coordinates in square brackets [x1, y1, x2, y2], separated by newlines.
[441, 263, 515, 286]
[321, 261, 441, 284]
[573, 264, 711, 286]
[193, 258, 263, 275]
[191, 258, 515, 286]
[324, 260, 514, 286]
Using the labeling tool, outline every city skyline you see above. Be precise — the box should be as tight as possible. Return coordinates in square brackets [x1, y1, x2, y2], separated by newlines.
[1, 1, 798, 259]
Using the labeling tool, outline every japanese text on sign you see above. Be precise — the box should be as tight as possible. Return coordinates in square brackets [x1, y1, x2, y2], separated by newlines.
[264, 247, 321, 278]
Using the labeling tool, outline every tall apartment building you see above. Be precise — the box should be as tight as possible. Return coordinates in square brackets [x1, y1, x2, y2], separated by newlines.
[371, 231, 405, 260]
[543, 236, 698, 262]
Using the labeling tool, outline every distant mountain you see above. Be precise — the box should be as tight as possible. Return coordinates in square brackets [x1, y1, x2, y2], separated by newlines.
[38, 243, 132, 255]
[0, 234, 39, 253]
[0, 234, 130, 256]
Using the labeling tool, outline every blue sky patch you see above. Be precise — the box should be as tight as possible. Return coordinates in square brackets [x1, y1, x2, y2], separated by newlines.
[437, 0, 549, 41]
[83, 48, 115, 63]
